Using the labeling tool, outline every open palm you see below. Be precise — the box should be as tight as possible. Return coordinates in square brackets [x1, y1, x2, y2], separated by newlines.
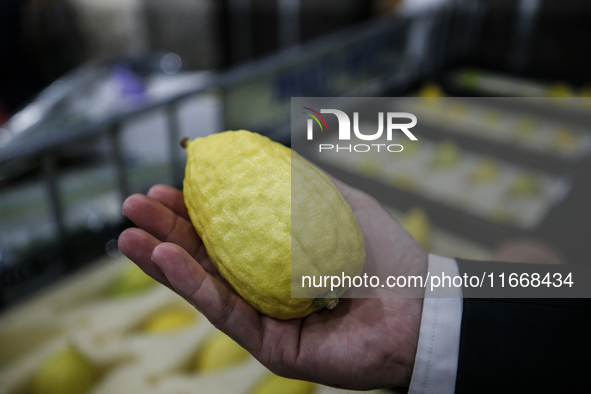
[118, 176, 427, 390]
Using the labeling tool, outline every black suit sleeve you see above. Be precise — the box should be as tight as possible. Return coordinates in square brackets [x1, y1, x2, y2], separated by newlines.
[454, 260, 591, 394]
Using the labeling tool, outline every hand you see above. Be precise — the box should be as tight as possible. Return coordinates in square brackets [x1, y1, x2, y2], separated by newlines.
[118, 176, 428, 390]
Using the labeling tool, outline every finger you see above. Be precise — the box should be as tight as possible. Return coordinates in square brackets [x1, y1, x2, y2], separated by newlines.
[144, 185, 222, 276]
[119, 226, 227, 291]
[147, 184, 190, 221]
[123, 194, 203, 257]
[117, 228, 174, 290]
[151, 242, 267, 353]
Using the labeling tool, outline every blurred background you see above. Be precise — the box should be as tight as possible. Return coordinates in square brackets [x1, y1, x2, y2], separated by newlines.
[1, 0, 590, 393]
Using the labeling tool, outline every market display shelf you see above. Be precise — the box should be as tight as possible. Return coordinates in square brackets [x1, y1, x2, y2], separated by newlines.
[315, 130, 569, 231]
[0, 255, 388, 394]
[291, 90, 591, 265]
[0, 160, 171, 266]
[384, 206, 492, 261]
[400, 97, 591, 161]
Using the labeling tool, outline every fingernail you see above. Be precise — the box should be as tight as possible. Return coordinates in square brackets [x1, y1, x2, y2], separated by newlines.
[151, 254, 156, 263]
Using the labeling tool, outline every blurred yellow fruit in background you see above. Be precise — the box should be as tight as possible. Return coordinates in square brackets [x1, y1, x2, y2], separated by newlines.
[484, 110, 502, 127]
[430, 140, 460, 168]
[400, 208, 431, 251]
[510, 172, 542, 197]
[470, 157, 499, 183]
[141, 307, 197, 334]
[514, 117, 537, 140]
[390, 174, 417, 191]
[418, 83, 444, 107]
[193, 331, 251, 372]
[399, 140, 420, 157]
[546, 83, 572, 98]
[360, 158, 380, 178]
[250, 374, 316, 394]
[550, 127, 577, 151]
[419, 82, 444, 97]
[108, 264, 156, 298]
[449, 102, 468, 121]
[32, 345, 99, 394]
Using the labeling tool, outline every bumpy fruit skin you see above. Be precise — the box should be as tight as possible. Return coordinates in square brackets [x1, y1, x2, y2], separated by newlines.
[183, 130, 365, 320]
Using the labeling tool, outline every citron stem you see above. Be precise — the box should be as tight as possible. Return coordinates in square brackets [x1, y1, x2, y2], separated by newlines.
[313, 290, 339, 311]
[180, 137, 190, 148]
[326, 298, 339, 310]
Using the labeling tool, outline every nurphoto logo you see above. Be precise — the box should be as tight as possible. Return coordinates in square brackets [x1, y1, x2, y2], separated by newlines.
[302, 107, 418, 153]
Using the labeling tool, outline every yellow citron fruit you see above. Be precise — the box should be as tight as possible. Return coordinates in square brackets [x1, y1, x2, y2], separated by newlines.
[141, 307, 197, 334]
[490, 205, 514, 224]
[510, 172, 542, 197]
[550, 127, 577, 151]
[514, 117, 537, 140]
[484, 110, 502, 127]
[400, 208, 431, 251]
[399, 140, 420, 157]
[182, 130, 365, 320]
[418, 83, 444, 107]
[470, 157, 499, 183]
[32, 345, 99, 394]
[547, 83, 572, 98]
[359, 158, 379, 177]
[193, 331, 251, 372]
[430, 140, 460, 168]
[391, 174, 417, 191]
[419, 82, 444, 98]
[449, 102, 468, 121]
[108, 263, 155, 297]
[250, 374, 315, 394]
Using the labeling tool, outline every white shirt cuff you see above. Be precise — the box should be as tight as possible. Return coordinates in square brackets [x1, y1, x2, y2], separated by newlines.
[407, 254, 463, 394]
